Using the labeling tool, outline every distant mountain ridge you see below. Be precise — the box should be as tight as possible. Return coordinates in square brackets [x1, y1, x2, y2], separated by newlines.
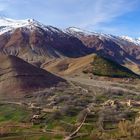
[0, 18, 140, 74]
[66, 27, 140, 45]
[0, 18, 139, 45]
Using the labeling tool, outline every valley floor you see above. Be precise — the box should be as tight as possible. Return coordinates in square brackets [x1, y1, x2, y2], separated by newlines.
[1, 76, 140, 140]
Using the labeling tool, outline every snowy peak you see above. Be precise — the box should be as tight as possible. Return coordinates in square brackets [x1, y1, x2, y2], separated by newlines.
[120, 36, 140, 46]
[66, 27, 98, 36]
[0, 18, 140, 46]
[0, 17, 40, 27]
[66, 27, 117, 40]
[0, 18, 65, 35]
[0, 18, 47, 35]
[66, 27, 91, 34]
[66, 27, 140, 46]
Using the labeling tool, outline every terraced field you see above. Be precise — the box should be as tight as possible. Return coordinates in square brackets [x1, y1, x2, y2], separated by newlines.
[0, 78, 140, 140]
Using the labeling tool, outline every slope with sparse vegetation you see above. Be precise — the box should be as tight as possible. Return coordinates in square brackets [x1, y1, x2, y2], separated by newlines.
[91, 55, 138, 78]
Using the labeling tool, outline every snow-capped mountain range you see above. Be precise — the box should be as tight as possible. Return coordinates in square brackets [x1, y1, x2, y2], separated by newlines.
[0, 18, 140, 46]
[0, 17, 140, 75]
[120, 36, 140, 46]
[66, 27, 140, 46]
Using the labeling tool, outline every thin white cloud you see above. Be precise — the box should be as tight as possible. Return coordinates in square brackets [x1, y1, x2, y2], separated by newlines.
[0, 0, 138, 25]
[78, 0, 138, 28]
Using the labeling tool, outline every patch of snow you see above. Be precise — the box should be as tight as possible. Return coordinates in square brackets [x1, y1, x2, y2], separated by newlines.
[0, 18, 38, 35]
[66, 27, 140, 46]
[66, 27, 118, 41]
[0, 18, 140, 47]
[66, 27, 99, 36]
[120, 36, 140, 46]
[0, 17, 63, 35]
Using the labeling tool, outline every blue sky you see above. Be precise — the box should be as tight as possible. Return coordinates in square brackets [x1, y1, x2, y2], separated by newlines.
[0, 0, 140, 37]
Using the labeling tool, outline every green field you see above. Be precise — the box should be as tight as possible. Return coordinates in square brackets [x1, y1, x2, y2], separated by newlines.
[0, 104, 30, 122]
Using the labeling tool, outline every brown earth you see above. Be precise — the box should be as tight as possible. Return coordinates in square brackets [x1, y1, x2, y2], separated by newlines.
[42, 54, 95, 76]
[1, 25, 140, 75]
[0, 55, 66, 99]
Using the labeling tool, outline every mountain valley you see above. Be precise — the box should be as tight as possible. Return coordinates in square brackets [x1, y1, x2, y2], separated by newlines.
[0, 18, 140, 140]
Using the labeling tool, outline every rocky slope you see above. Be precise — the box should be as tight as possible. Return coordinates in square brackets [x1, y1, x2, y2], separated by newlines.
[0, 18, 89, 62]
[0, 18, 140, 74]
[66, 27, 140, 74]
[43, 54, 138, 78]
[0, 55, 65, 98]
